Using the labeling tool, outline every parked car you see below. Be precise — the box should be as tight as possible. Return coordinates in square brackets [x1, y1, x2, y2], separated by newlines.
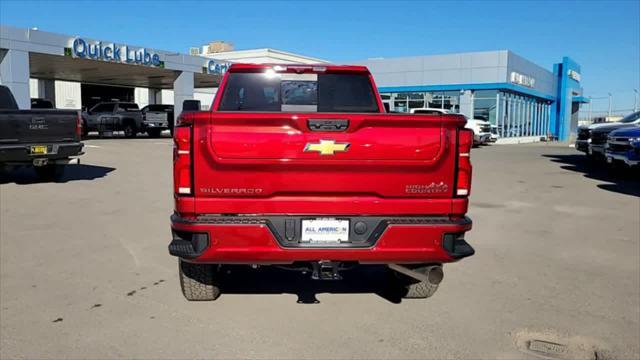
[409, 108, 451, 115]
[169, 64, 475, 301]
[81, 102, 143, 138]
[0, 85, 83, 179]
[141, 104, 174, 137]
[30, 98, 54, 109]
[589, 113, 640, 158]
[409, 108, 491, 145]
[605, 125, 640, 167]
[577, 110, 640, 155]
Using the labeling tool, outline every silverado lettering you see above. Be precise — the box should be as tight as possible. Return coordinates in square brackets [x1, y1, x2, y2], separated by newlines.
[200, 187, 264, 194]
[169, 63, 475, 301]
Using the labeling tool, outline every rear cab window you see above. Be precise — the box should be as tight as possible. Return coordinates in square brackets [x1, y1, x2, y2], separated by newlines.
[91, 103, 114, 113]
[218, 70, 380, 113]
[117, 103, 139, 112]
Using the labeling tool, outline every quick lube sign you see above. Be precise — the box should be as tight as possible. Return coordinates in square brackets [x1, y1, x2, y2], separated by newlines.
[70, 38, 162, 67]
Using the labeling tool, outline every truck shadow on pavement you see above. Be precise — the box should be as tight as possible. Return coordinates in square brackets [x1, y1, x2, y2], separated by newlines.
[218, 265, 408, 304]
[0, 164, 115, 185]
[543, 154, 639, 197]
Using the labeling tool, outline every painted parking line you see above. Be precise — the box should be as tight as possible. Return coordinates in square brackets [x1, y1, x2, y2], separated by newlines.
[84, 145, 102, 148]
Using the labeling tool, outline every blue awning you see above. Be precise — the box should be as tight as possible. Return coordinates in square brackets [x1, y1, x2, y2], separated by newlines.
[572, 96, 590, 103]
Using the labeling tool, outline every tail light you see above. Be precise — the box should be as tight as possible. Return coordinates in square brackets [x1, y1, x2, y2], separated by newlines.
[456, 129, 473, 197]
[76, 112, 83, 137]
[173, 116, 192, 196]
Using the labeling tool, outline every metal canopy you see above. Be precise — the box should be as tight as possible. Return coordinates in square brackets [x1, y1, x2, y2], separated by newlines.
[29, 53, 220, 89]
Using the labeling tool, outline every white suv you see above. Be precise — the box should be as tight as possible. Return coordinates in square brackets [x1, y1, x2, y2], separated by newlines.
[410, 108, 492, 145]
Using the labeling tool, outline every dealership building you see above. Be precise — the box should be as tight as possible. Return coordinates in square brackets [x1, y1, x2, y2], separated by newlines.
[359, 51, 587, 142]
[1, 24, 585, 142]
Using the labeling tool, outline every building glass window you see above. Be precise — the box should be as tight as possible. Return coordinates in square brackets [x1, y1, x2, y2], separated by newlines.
[473, 90, 497, 123]
[381, 90, 553, 139]
[442, 91, 460, 112]
[382, 91, 460, 113]
[408, 92, 425, 109]
[393, 93, 408, 112]
[494, 91, 552, 138]
[425, 92, 441, 108]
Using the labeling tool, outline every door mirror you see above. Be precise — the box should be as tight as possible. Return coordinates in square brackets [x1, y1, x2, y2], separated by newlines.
[182, 100, 201, 112]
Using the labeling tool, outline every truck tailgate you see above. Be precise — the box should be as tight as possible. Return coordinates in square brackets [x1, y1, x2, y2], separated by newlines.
[0, 110, 79, 143]
[192, 113, 462, 205]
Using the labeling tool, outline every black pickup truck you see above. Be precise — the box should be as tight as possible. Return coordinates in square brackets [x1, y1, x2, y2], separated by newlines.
[81, 102, 143, 138]
[0, 85, 84, 180]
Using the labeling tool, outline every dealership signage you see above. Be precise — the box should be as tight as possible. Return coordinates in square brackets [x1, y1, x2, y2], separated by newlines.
[206, 60, 230, 75]
[70, 38, 162, 67]
[567, 69, 581, 82]
[510, 72, 536, 88]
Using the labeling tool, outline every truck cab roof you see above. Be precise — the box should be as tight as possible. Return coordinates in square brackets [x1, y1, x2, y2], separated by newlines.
[227, 63, 371, 74]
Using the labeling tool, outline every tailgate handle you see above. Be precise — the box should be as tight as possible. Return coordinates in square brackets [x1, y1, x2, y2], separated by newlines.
[308, 119, 349, 132]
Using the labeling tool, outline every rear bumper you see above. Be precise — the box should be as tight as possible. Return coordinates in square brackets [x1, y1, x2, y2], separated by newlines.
[142, 121, 169, 131]
[474, 133, 491, 144]
[169, 214, 474, 264]
[0, 142, 83, 164]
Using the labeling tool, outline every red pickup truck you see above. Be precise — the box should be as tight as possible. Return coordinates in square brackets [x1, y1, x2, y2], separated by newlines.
[169, 63, 474, 301]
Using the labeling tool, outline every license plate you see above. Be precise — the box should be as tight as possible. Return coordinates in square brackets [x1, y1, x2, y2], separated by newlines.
[301, 218, 349, 243]
[30, 145, 48, 154]
[607, 156, 613, 164]
[588, 147, 592, 155]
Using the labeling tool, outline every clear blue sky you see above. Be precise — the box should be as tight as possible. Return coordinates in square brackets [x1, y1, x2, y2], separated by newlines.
[1, 0, 639, 111]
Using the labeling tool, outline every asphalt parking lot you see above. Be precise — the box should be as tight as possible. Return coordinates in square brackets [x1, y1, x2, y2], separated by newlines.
[1, 138, 638, 359]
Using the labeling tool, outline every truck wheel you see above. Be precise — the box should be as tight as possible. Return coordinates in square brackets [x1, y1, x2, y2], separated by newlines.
[178, 259, 221, 301]
[392, 265, 441, 299]
[147, 129, 162, 138]
[123, 122, 137, 138]
[35, 165, 64, 181]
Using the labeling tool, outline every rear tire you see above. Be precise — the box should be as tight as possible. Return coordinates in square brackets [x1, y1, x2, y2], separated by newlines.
[178, 259, 221, 301]
[392, 265, 441, 299]
[123, 121, 137, 139]
[147, 129, 162, 138]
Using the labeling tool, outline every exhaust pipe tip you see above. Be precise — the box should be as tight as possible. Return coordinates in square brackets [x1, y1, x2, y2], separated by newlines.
[388, 263, 444, 285]
[427, 266, 444, 285]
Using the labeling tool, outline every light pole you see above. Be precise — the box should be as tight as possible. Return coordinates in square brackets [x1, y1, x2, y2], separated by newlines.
[608, 93, 612, 119]
[634, 89, 638, 112]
